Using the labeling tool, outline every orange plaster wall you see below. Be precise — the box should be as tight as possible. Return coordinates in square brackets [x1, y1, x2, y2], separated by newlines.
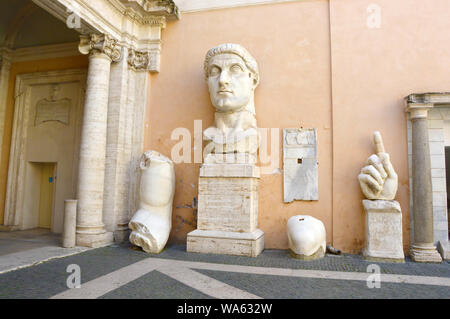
[0, 55, 88, 225]
[146, 0, 450, 252]
[145, 1, 333, 249]
[330, 0, 450, 253]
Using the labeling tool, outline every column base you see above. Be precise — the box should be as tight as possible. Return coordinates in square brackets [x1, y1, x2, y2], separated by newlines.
[437, 240, 450, 260]
[187, 229, 264, 258]
[76, 231, 113, 248]
[410, 243, 442, 263]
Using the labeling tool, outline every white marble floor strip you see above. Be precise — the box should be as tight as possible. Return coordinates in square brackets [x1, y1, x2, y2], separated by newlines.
[51, 258, 168, 299]
[51, 257, 450, 299]
[173, 259, 450, 287]
[158, 265, 262, 299]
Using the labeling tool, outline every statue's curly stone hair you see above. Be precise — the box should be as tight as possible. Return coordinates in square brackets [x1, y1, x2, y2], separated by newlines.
[204, 43, 259, 85]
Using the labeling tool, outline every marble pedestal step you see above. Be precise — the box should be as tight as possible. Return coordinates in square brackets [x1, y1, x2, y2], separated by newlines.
[187, 229, 264, 258]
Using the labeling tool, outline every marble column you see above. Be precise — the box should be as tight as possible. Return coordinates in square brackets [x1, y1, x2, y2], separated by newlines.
[407, 103, 442, 262]
[75, 34, 121, 247]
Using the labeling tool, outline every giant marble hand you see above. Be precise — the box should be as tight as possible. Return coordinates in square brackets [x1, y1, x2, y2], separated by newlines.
[358, 132, 398, 200]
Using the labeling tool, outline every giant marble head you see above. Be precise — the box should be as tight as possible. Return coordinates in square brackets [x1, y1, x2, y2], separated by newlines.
[204, 44, 259, 114]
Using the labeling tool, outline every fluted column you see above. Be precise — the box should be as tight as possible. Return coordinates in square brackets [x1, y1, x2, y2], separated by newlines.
[406, 103, 442, 262]
[76, 34, 121, 247]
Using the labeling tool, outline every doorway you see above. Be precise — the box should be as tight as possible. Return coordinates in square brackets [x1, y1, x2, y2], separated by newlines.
[38, 163, 56, 229]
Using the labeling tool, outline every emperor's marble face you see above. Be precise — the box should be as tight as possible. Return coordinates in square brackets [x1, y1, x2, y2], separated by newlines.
[207, 53, 255, 113]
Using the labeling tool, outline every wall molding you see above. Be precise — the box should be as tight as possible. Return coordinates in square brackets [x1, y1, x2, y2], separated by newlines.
[175, 0, 303, 13]
[11, 42, 81, 62]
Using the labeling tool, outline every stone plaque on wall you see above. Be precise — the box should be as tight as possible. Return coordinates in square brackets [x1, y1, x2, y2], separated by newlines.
[283, 128, 318, 202]
[34, 85, 71, 126]
[35, 99, 71, 126]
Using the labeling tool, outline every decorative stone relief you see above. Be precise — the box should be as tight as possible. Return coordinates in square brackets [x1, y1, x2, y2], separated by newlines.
[122, 0, 179, 19]
[128, 49, 150, 71]
[35, 84, 71, 126]
[287, 215, 326, 260]
[283, 128, 318, 202]
[79, 33, 122, 62]
[129, 151, 175, 254]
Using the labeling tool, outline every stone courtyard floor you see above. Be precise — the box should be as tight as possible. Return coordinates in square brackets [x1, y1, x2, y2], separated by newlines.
[0, 240, 449, 299]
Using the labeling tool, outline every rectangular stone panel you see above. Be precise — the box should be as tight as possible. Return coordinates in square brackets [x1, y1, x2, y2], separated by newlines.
[283, 128, 318, 202]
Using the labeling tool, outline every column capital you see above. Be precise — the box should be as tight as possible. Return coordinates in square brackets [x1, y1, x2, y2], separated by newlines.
[405, 103, 433, 120]
[79, 34, 122, 62]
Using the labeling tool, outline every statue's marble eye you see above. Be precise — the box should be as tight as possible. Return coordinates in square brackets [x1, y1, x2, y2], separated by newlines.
[209, 66, 220, 76]
[230, 64, 244, 73]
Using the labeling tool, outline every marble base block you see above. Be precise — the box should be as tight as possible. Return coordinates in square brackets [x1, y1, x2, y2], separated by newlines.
[437, 241, 450, 260]
[187, 164, 264, 257]
[187, 229, 264, 257]
[76, 231, 113, 248]
[362, 200, 405, 262]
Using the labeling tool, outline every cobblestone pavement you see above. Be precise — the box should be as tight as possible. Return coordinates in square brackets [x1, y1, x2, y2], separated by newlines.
[0, 243, 449, 299]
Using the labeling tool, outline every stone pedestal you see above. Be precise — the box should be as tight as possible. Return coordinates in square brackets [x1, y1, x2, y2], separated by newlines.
[187, 164, 264, 257]
[362, 200, 405, 262]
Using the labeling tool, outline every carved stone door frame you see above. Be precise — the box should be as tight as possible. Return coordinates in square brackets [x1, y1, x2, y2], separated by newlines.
[3, 69, 86, 230]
